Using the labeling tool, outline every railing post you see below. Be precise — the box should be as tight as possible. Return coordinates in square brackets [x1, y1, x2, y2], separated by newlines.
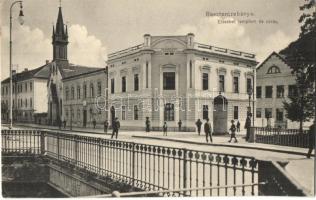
[183, 148, 187, 196]
[74, 135, 78, 164]
[40, 131, 46, 155]
[98, 138, 102, 174]
[132, 142, 135, 188]
[57, 134, 60, 160]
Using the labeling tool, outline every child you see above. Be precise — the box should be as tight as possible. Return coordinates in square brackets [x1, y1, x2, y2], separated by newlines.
[229, 120, 238, 143]
[163, 121, 168, 136]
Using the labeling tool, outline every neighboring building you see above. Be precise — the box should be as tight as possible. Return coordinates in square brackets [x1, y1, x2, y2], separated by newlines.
[107, 33, 258, 133]
[47, 6, 106, 127]
[1, 64, 50, 123]
[256, 32, 314, 129]
[62, 68, 107, 128]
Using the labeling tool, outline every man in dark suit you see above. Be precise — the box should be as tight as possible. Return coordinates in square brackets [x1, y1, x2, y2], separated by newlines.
[307, 123, 315, 158]
[111, 117, 120, 139]
[245, 113, 252, 141]
[204, 118, 213, 143]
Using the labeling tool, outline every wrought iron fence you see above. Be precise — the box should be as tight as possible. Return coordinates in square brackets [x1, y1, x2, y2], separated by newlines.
[2, 129, 259, 197]
[252, 127, 309, 148]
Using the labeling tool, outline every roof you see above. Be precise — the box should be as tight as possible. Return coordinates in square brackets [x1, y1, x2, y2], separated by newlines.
[256, 51, 290, 71]
[59, 63, 104, 80]
[1, 63, 51, 84]
[256, 32, 315, 71]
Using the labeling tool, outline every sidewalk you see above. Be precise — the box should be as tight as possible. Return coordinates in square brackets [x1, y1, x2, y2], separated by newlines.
[9, 122, 314, 157]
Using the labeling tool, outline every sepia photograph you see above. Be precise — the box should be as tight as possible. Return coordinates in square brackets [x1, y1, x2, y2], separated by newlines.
[0, 0, 315, 197]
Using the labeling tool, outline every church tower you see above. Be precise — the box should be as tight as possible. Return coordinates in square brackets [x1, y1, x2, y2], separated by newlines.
[52, 6, 68, 61]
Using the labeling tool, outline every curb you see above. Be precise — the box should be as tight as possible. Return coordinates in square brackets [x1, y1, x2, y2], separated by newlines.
[131, 135, 314, 157]
[15, 124, 112, 136]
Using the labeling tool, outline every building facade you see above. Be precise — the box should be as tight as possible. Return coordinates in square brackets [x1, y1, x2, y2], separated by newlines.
[107, 34, 258, 133]
[1, 65, 50, 123]
[256, 51, 313, 129]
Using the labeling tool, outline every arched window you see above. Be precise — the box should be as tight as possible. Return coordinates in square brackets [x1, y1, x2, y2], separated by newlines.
[65, 87, 69, 100]
[267, 65, 281, 74]
[83, 84, 87, 98]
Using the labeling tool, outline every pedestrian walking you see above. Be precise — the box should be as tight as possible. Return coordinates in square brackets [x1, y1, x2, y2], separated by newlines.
[306, 123, 315, 158]
[244, 114, 251, 141]
[178, 120, 182, 131]
[58, 117, 62, 130]
[163, 121, 168, 136]
[111, 117, 120, 139]
[93, 118, 97, 129]
[104, 120, 109, 134]
[195, 119, 202, 135]
[229, 120, 238, 143]
[145, 117, 151, 132]
[204, 118, 213, 143]
[236, 120, 240, 132]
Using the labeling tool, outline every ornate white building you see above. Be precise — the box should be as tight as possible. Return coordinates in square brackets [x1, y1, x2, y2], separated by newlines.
[107, 33, 258, 133]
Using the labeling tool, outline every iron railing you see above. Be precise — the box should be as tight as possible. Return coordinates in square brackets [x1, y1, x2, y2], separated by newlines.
[252, 127, 309, 148]
[1, 129, 259, 197]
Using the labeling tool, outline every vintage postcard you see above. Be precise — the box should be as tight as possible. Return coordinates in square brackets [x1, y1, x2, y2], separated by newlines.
[1, 0, 315, 197]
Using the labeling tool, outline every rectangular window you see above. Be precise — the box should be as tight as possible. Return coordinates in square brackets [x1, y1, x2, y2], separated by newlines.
[77, 86, 81, 99]
[90, 83, 94, 97]
[256, 108, 262, 118]
[122, 76, 126, 92]
[25, 83, 27, 92]
[83, 84, 87, 98]
[203, 105, 209, 120]
[122, 106, 126, 120]
[233, 106, 238, 119]
[189, 61, 192, 88]
[25, 99, 28, 108]
[256, 86, 262, 98]
[233, 77, 239, 93]
[265, 108, 272, 118]
[30, 98, 33, 108]
[219, 75, 225, 92]
[111, 79, 115, 94]
[288, 85, 298, 97]
[163, 72, 175, 90]
[202, 73, 209, 90]
[276, 108, 284, 121]
[97, 82, 102, 97]
[134, 74, 139, 91]
[30, 82, 32, 91]
[146, 62, 149, 88]
[265, 86, 273, 98]
[277, 85, 284, 98]
[247, 78, 252, 93]
[164, 103, 175, 121]
[71, 87, 75, 100]
[134, 105, 139, 120]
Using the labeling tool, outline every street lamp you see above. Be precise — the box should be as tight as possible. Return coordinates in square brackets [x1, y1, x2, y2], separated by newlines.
[248, 87, 253, 117]
[9, 1, 24, 129]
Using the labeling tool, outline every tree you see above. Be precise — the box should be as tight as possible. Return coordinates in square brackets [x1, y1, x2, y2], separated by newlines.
[282, 0, 316, 132]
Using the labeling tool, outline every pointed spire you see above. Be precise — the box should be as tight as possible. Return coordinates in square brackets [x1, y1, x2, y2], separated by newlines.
[56, 6, 65, 35]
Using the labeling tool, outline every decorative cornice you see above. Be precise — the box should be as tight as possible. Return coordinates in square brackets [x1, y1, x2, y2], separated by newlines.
[216, 67, 227, 74]
[231, 69, 241, 76]
[199, 65, 211, 72]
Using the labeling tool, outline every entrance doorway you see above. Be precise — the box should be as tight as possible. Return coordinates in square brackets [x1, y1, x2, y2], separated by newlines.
[213, 94, 228, 134]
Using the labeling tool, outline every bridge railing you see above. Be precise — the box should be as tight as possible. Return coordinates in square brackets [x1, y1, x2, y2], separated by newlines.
[1, 129, 309, 196]
[44, 131, 259, 196]
[252, 127, 309, 148]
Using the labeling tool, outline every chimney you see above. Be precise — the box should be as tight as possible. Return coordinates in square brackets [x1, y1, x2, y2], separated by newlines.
[24, 68, 28, 72]
[46, 60, 50, 64]
[143, 34, 151, 48]
[187, 33, 195, 48]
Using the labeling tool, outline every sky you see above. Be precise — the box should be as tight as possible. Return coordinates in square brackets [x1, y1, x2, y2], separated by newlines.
[1, 0, 305, 80]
